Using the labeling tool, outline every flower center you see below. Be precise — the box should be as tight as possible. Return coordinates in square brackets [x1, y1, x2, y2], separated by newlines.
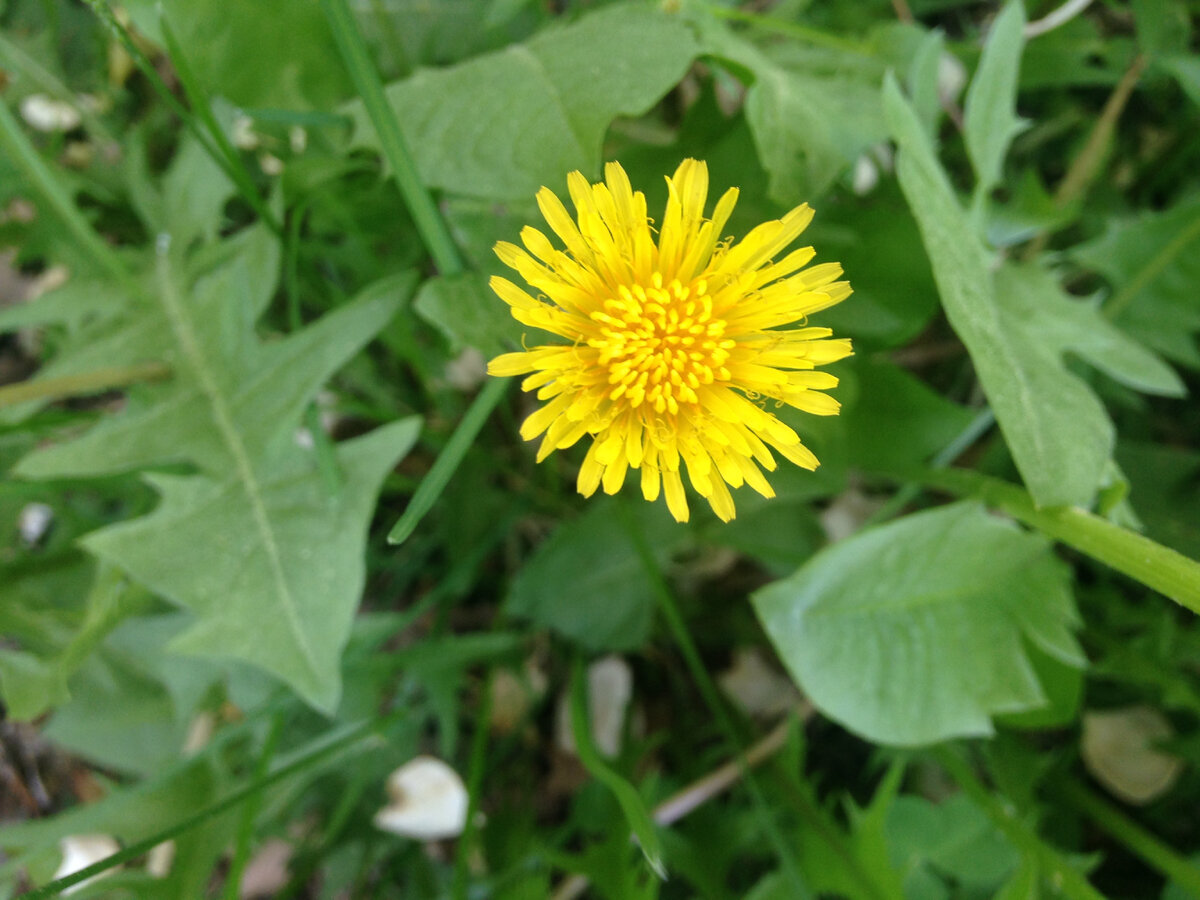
[587, 273, 735, 416]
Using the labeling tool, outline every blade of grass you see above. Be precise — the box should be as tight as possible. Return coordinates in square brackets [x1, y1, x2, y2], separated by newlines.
[319, 0, 464, 276]
[0, 362, 171, 408]
[451, 666, 495, 900]
[23, 718, 381, 899]
[1053, 776, 1200, 896]
[80, 0, 281, 235]
[221, 711, 286, 900]
[568, 654, 666, 879]
[387, 376, 510, 544]
[618, 500, 819, 899]
[158, 15, 282, 234]
[0, 98, 131, 285]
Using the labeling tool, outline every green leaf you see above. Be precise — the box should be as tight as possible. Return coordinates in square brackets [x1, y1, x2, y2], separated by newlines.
[752, 501, 1083, 746]
[413, 272, 524, 356]
[345, 3, 698, 199]
[887, 794, 1019, 894]
[1072, 194, 1200, 369]
[505, 499, 679, 652]
[697, 19, 887, 204]
[963, 0, 1027, 198]
[82, 419, 420, 713]
[12, 227, 421, 709]
[885, 75, 1177, 507]
[123, 0, 351, 109]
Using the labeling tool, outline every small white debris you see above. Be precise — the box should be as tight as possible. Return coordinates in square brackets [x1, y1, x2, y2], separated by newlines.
[259, 153, 283, 176]
[53, 834, 120, 895]
[18, 503, 53, 546]
[938, 52, 968, 108]
[718, 647, 801, 718]
[294, 427, 315, 450]
[489, 660, 548, 734]
[239, 838, 293, 898]
[289, 126, 308, 154]
[232, 113, 258, 150]
[1082, 706, 1184, 805]
[20, 95, 81, 132]
[851, 155, 879, 196]
[374, 757, 469, 841]
[444, 347, 488, 392]
[556, 655, 633, 759]
[145, 840, 175, 878]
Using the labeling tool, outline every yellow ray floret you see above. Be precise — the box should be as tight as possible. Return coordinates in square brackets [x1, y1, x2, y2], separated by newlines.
[487, 158, 853, 523]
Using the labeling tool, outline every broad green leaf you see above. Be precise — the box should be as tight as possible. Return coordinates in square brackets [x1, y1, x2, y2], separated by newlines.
[346, 3, 698, 199]
[505, 500, 679, 651]
[963, 0, 1027, 197]
[884, 75, 1178, 507]
[413, 272, 524, 356]
[124, 0, 351, 109]
[12, 227, 420, 709]
[1072, 194, 1200, 369]
[752, 502, 1083, 746]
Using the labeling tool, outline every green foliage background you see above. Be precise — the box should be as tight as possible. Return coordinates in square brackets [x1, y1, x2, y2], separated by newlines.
[0, 0, 1199, 897]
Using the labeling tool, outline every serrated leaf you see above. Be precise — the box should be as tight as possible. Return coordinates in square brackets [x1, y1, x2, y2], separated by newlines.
[84, 419, 421, 712]
[345, 3, 697, 199]
[12, 225, 420, 709]
[752, 502, 1083, 746]
[1072, 194, 1200, 369]
[964, 0, 1028, 197]
[884, 75, 1175, 507]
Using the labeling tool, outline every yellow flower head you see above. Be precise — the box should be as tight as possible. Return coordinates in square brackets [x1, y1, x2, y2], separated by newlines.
[487, 159, 853, 523]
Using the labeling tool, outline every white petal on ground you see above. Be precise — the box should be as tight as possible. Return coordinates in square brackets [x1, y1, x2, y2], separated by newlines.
[1082, 706, 1184, 805]
[374, 756, 469, 840]
[718, 647, 801, 718]
[20, 95, 81, 132]
[556, 655, 633, 759]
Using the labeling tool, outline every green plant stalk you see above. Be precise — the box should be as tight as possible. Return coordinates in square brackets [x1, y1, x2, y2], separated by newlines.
[0, 99, 131, 286]
[568, 655, 666, 878]
[23, 719, 379, 899]
[158, 16, 282, 235]
[222, 712, 286, 900]
[1053, 776, 1200, 896]
[81, 0, 281, 235]
[451, 666, 496, 900]
[619, 502, 818, 899]
[0, 361, 171, 408]
[387, 376, 510, 544]
[935, 748, 1107, 900]
[320, 0, 464, 276]
[917, 468, 1200, 613]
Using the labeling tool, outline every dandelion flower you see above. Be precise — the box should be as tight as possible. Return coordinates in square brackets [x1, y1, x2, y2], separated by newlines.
[487, 159, 853, 523]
